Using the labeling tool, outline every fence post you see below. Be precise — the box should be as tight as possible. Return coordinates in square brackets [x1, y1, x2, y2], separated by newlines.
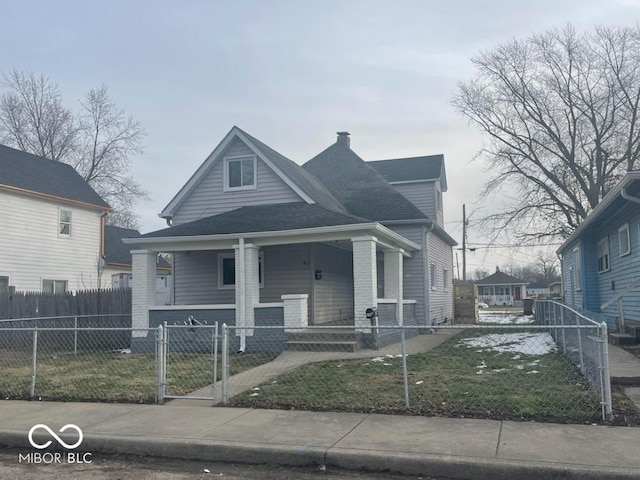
[576, 312, 585, 375]
[155, 325, 165, 404]
[600, 322, 613, 421]
[74, 316, 78, 355]
[30, 329, 38, 399]
[400, 325, 409, 408]
[222, 323, 229, 405]
[212, 322, 219, 402]
[163, 322, 168, 389]
[560, 307, 566, 354]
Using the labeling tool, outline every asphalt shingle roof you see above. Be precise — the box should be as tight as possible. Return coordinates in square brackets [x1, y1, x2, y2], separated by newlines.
[142, 203, 371, 238]
[0, 144, 110, 208]
[238, 128, 347, 213]
[302, 142, 428, 222]
[368, 155, 445, 187]
[104, 226, 142, 265]
[475, 271, 526, 285]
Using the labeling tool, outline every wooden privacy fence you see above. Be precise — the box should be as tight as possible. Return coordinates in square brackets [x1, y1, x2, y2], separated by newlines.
[0, 288, 132, 320]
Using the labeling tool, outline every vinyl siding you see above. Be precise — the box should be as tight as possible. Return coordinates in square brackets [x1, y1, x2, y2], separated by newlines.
[426, 230, 454, 324]
[0, 190, 104, 292]
[172, 138, 303, 225]
[560, 239, 583, 310]
[260, 244, 312, 306]
[311, 244, 354, 324]
[592, 204, 640, 325]
[387, 225, 426, 324]
[173, 251, 232, 305]
[391, 180, 443, 226]
[387, 224, 453, 326]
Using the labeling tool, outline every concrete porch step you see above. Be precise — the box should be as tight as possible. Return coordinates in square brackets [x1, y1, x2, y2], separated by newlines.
[609, 332, 636, 346]
[286, 329, 361, 352]
[285, 340, 360, 352]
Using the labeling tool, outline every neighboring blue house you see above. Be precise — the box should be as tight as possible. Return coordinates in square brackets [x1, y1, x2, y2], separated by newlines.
[557, 171, 640, 331]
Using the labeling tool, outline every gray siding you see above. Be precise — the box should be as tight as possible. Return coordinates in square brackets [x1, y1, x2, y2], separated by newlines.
[312, 244, 354, 324]
[173, 250, 235, 305]
[173, 138, 303, 225]
[387, 225, 426, 324]
[427, 230, 454, 325]
[392, 180, 443, 227]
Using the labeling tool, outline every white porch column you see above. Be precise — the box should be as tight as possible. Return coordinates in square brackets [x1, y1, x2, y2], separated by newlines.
[131, 250, 157, 337]
[282, 294, 309, 332]
[384, 249, 404, 326]
[234, 242, 259, 345]
[352, 236, 378, 331]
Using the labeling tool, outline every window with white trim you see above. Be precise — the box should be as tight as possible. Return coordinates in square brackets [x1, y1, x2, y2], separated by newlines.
[619, 223, 631, 257]
[0, 276, 8, 294]
[597, 237, 610, 273]
[59, 209, 72, 236]
[43, 279, 67, 295]
[573, 247, 581, 291]
[218, 252, 263, 289]
[224, 155, 256, 191]
[430, 263, 437, 290]
[443, 269, 449, 291]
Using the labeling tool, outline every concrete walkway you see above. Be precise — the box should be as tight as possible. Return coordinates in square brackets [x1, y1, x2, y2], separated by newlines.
[2, 334, 640, 479]
[169, 329, 460, 406]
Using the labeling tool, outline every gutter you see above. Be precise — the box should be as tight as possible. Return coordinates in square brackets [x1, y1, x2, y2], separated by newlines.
[422, 224, 434, 328]
[621, 187, 640, 204]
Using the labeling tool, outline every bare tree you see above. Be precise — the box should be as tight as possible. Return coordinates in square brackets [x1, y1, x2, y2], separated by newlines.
[453, 24, 640, 241]
[0, 71, 147, 227]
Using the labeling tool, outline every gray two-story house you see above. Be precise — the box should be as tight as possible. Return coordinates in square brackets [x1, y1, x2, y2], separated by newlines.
[127, 127, 456, 351]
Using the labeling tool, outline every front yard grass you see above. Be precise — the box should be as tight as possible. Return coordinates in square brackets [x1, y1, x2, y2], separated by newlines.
[230, 331, 640, 425]
[0, 349, 275, 403]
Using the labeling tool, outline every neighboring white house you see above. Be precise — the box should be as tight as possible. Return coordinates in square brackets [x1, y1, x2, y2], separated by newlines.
[126, 127, 457, 351]
[475, 268, 528, 307]
[0, 144, 111, 293]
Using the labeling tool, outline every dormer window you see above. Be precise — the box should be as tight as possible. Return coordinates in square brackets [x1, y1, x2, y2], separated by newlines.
[224, 155, 257, 191]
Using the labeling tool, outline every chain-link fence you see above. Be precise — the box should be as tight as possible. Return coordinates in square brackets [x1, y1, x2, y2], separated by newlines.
[215, 321, 614, 423]
[0, 319, 158, 403]
[0, 310, 619, 424]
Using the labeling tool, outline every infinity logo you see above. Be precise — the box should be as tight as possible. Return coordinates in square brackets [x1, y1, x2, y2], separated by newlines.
[28, 424, 83, 450]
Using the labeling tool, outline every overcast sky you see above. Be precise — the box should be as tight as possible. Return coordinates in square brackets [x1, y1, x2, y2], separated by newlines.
[2, 0, 639, 276]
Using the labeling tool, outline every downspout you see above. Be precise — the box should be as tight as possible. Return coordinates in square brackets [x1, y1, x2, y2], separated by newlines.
[422, 224, 434, 328]
[621, 187, 640, 204]
[238, 237, 246, 353]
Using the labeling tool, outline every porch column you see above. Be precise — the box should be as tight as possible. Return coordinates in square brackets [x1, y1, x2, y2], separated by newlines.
[234, 242, 259, 341]
[131, 249, 157, 337]
[352, 236, 378, 331]
[384, 249, 404, 326]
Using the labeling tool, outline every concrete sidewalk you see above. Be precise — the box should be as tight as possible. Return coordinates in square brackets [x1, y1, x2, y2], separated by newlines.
[1, 400, 640, 479]
[2, 335, 640, 479]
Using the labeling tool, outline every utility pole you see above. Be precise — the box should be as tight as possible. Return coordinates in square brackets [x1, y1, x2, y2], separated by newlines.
[462, 204, 467, 282]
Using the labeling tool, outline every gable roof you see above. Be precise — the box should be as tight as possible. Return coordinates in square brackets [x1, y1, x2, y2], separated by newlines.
[0, 144, 110, 210]
[368, 154, 447, 191]
[302, 141, 428, 222]
[475, 271, 527, 286]
[145, 203, 371, 238]
[160, 126, 345, 219]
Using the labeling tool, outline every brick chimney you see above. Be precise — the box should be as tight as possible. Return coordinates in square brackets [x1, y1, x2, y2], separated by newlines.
[336, 131, 350, 148]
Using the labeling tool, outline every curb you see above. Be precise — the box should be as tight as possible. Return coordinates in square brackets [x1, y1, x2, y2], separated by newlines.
[2, 430, 639, 480]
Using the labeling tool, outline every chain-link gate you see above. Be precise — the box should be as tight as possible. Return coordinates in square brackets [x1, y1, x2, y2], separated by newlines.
[157, 322, 219, 402]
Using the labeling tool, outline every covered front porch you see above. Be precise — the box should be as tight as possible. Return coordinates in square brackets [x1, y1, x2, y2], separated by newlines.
[127, 223, 420, 352]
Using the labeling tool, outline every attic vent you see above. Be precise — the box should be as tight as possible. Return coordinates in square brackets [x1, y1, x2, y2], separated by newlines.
[336, 131, 350, 148]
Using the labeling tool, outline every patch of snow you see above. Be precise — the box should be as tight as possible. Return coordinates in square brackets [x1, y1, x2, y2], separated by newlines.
[527, 370, 540, 374]
[251, 387, 260, 391]
[479, 311, 535, 325]
[250, 393, 259, 397]
[119, 348, 131, 354]
[383, 362, 393, 366]
[458, 332, 557, 356]
[415, 380, 424, 385]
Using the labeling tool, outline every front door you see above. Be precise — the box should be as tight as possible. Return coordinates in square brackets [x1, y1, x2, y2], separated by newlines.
[514, 286, 521, 301]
